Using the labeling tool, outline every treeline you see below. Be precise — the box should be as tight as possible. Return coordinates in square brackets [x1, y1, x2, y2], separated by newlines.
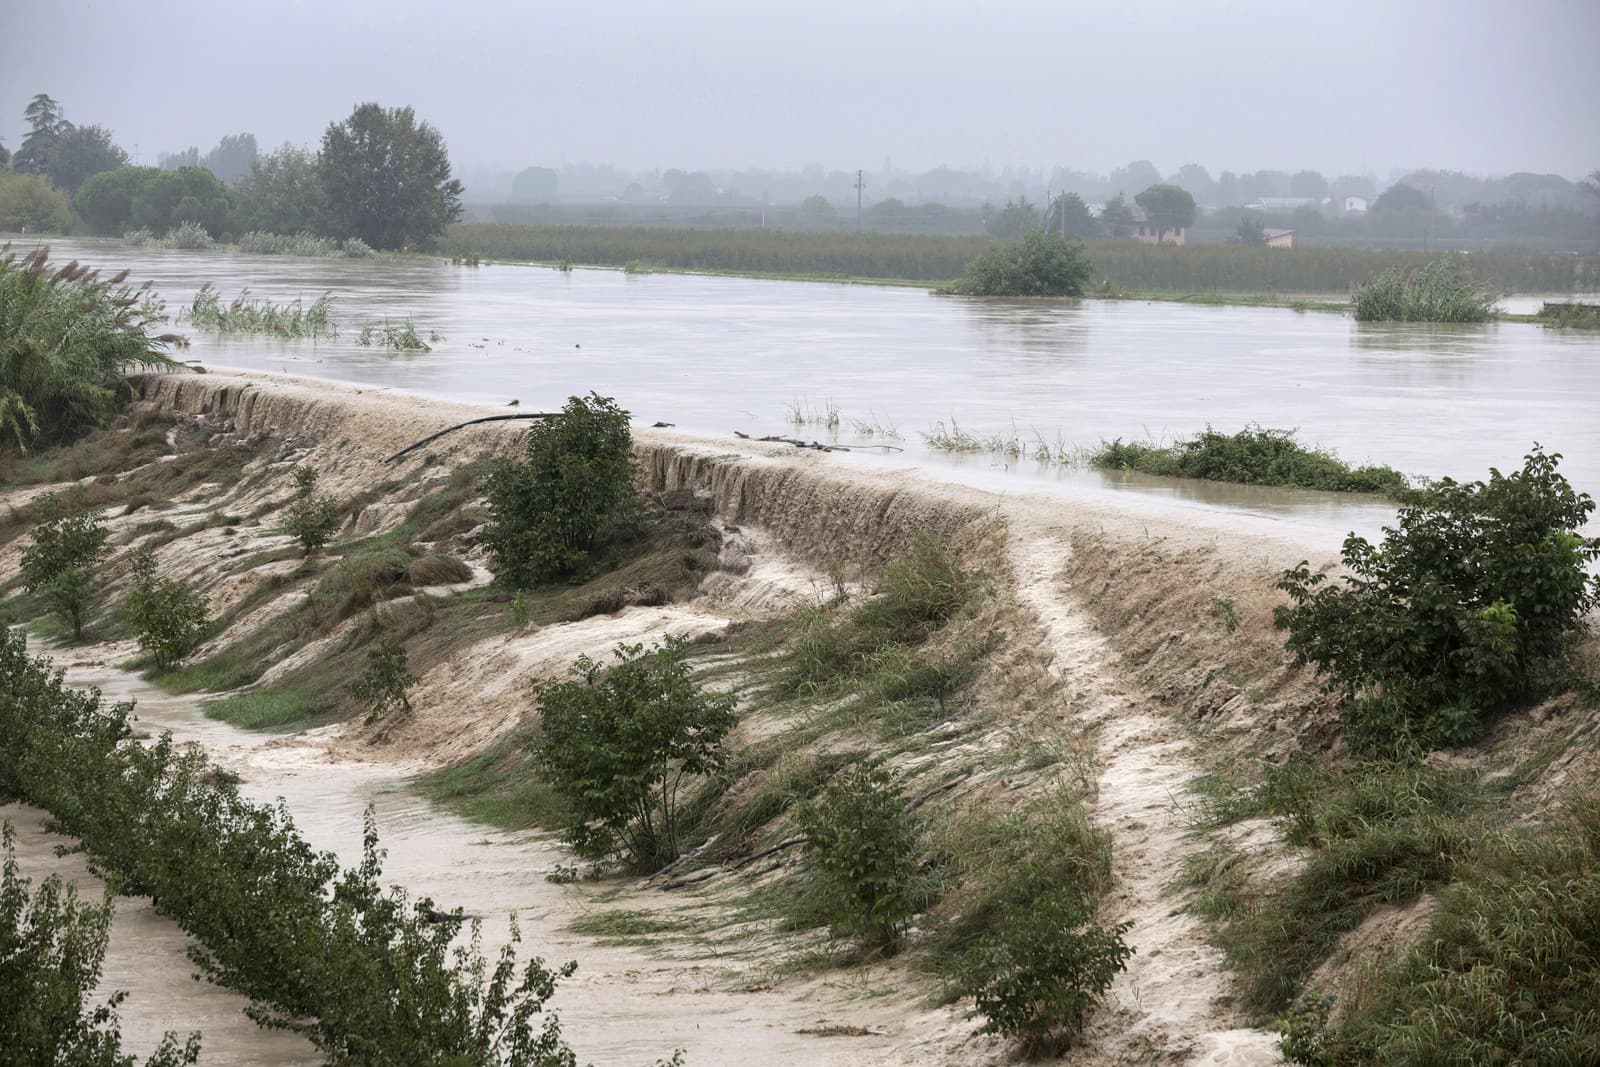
[1, 93, 462, 251]
[0, 627, 583, 1065]
[443, 223, 1600, 293]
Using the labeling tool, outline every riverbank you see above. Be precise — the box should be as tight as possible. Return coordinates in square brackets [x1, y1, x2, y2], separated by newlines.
[4, 370, 1596, 1065]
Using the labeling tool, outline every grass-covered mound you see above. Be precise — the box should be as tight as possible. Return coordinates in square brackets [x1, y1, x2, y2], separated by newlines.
[1351, 260, 1494, 323]
[1088, 426, 1410, 496]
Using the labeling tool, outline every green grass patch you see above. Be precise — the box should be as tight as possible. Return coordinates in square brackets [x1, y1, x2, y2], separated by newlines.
[202, 688, 331, 730]
[1185, 757, 1502, 1018]
[1535, 300, 1600, 329]
[1351, 260, 1495, 323]
[565, 910, 684, 938]
[1088, 425, 1411, 496]
[414, 730, 570, 832]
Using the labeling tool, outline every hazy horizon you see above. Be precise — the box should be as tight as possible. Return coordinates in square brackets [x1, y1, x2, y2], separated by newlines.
[3, 0, 1596, 182]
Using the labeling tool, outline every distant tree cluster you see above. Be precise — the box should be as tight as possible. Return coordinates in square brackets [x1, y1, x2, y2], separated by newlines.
[2, 93, 462, 251]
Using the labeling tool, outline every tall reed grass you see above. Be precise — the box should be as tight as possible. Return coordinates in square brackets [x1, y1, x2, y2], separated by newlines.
[183, 284, 336, 339]
[1351, 260, 1496, 322]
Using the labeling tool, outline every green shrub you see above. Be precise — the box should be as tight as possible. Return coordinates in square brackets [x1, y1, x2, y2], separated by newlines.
[20, 498, 110, 639]
[1089, 426, 1411, 497]
[282, 466, 343, 556]
[407, 553, 473, 586]
[953, 230, 1094, 296]
[351, 635, 417, 724]
[534, 638, 736, 871]
[0, 628, 582, 1064]
[123, 550, 211, 668]
[957, 886, 1132, 1055]
[0, 247, 180, 451]
[484, 393, 641, 590]
[1276, 447, 1599, 752]
[1351, 260, 1495, 322]
[1, 824, 201, 1067]
[355, 317, 431, 351]
[796, 763, 926, 953]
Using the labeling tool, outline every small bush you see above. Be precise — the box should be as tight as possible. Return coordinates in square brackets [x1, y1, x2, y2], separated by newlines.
[1, 824, 202, 1066]
[953, 230, 1094, 296]
[1276, 447, 1599, 752]
[484, 393, 641, 590]
[123, 550, 211, 668]
[162, 221, 214, 249]
[282, 466, 343, 556]
[1089, 426, 1411, 497]
[958, 887, 1133, 1055]
[355, 318, 430, 351]
[1351, 260, 1494, 322]
[534, 638, 736, 871]
[796, 763, 926, 953]
[351, 635, 417, 724]
[20, 498, 110, 639]
[1535, 301, 1600, 329]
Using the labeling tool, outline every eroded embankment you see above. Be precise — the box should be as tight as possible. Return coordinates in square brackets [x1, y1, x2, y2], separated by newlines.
[1, 369, 1386, 1065]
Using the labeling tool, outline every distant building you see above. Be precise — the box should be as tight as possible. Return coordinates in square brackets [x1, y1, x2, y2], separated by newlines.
[1244, 196, 1320, 214]
[1127, 205, 1186, 245]
[1336, 194, 1369, 214]
[1264, 228, 1295, 249]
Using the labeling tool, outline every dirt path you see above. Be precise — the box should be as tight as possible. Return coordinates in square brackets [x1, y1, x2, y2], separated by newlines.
[1007, 529, 1281, 1065]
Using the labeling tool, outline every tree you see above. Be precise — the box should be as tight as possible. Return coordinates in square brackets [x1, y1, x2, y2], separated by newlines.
[483, 393, 640, 589]
[511, 166, 558, 203]
[1234, 212, 1267, 246]
[128, 167, 231, 237]
[988, 197, 1042, 239]
[1044, 192, 1097, 238]
[158, 147, 200, 171]
[0, 137, 10, 169]
[1110, 159, 1161, 194]
[1098, 193, 1135, 238]
[13, 94, 69, 175]
[534, 638, 736, 871]
[1289, 169, 1329, 199]
[319, 103, 462, 250]
[74, 167, 160, 235]
[799, 194, 836, 225]
[123, 551, 211, 669]
[661, 169, 715, 202]
[1275, 447, 1599, 753]
[21, 501, 110, 640]
[233, 144, 326, 235]
[351, 636, 417, 724]
[956, 231, 1095, 296]
[1373, 182, 1430, 214]
[0, 171, 72, 233]
[282, 467, 343, 555]
[1173, 163, 1215, 203]
[201, 133, 257, 184]
[1134, 183, 1196, 240]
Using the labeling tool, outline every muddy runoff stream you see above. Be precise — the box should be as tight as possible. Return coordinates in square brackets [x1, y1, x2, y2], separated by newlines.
[7, 645, 944, 1066]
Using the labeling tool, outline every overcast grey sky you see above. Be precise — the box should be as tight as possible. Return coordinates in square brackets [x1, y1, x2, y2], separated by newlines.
[2, 0, 1596, 179]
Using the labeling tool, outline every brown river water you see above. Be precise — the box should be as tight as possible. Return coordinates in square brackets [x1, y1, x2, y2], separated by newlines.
[19, 237, 1600, 539]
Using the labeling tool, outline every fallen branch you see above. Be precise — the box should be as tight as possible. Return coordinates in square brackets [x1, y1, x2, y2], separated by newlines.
[383, 412, 559, 463]
[731, 834, 809, 870]
[905, 771, 974, 813]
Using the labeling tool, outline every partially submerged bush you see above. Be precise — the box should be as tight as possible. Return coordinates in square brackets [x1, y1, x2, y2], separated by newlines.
[1535, 300, 1600, 329]
[1352, 260, 1494, 322]
[282, 466, 343, 556]
[1276, 447, 1599, 752]
[123, 550, 211, 668]
[0, 247, 180, 450]
[1, 824, 201, 1066]
[534, 638, 736, 871]
[351, 635, 417, 724]
[1089, 426, 1410, 497]
[485, 393, 640, 589]
[185, 283, 336, 338]
[21, 498, 110, 639]
[356, 318, 430, 351]
[953, 230, 1094, 296]
[797, 763, 927, 954]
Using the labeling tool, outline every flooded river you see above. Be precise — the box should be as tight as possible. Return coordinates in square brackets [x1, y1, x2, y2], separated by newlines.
[25, 237, 1600, 537]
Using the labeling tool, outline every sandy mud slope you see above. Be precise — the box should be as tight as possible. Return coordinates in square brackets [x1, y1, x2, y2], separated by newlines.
[7, 370, 1380, 1065]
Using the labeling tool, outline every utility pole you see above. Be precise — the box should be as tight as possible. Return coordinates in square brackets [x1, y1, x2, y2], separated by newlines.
[854, 169, 866, 231]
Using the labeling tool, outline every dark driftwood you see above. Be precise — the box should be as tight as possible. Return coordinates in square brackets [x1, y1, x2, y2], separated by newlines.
[732, 432, 903, 454]
[383, 412, 559, 463]
[731, 834, 809, 870]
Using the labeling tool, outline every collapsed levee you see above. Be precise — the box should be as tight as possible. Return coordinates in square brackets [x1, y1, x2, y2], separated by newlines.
[5, 369, 1314, 1063]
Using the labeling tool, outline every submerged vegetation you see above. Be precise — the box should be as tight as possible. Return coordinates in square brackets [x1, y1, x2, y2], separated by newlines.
[1535, 300, 1600, 329]
[237, 230, 372, 257]
[355, 317, 431, 351]
[1351, 260, 1496, 322]
[0, 246, 180, 451]
[1088, 426, 1412, 496]
[184, 283, 336, 338]
[949, 230, 1094, 296]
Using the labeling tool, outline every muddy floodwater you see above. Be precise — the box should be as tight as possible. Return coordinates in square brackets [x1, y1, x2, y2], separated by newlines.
[26, 237, 1600, 536]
